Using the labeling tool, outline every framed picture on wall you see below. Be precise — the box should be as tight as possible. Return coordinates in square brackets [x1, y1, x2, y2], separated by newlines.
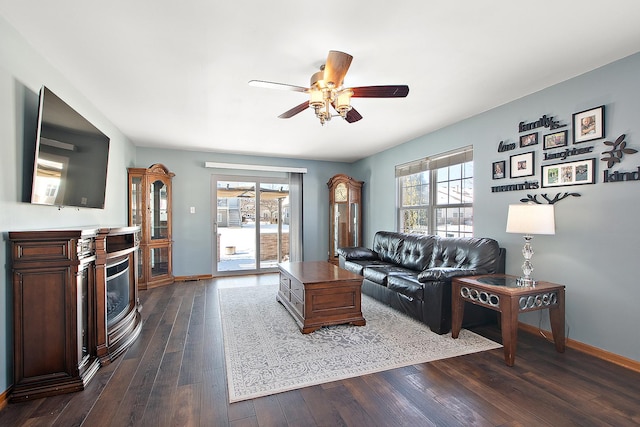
[541, 158, 596, 187]
[573, 105, 605, 143]
[519, 132, 538, 148]
[492, 160, 506, 179]
[543, 130, 568, 150]
[510, 151, 535, 178]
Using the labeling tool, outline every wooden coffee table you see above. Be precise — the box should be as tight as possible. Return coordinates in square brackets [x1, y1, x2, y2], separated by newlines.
[277, 261, 366, 333]
[451, 274, 565, 366]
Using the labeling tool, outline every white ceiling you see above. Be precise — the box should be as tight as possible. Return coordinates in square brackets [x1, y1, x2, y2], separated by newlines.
[2, 1, 640, 163]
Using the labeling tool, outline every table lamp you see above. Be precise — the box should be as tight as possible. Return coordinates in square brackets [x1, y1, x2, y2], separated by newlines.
[506, 204, 555, 286]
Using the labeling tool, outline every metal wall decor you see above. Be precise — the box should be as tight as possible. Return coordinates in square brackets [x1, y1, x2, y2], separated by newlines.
[601, 133, 640, 183]
[519, 192, 581, 205]
[493, 103, 640, 194]
[601, 134, 637, 168]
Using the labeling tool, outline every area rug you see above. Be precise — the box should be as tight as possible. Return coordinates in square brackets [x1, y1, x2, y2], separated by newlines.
[219, 285, 501, 403]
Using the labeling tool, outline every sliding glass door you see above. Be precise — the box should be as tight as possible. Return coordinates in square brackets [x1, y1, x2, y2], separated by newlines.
[212, 175, 289, 275]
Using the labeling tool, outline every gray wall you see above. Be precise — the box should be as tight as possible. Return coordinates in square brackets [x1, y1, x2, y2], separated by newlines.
[135, 148, 351, 275]
[0, 17, 136, 393]
[352, 52, 640, 363]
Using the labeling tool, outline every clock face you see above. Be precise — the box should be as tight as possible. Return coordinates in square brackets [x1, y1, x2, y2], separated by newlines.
[335, 183, 348, 202]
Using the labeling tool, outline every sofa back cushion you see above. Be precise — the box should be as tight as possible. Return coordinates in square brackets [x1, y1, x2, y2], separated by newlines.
[398, 234, 437, 271]
[428, 237, 501, 272]
[372, 231, 405, 264]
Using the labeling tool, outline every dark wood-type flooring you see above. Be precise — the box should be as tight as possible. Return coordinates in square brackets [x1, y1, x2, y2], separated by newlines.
[1, 274, 639, 426]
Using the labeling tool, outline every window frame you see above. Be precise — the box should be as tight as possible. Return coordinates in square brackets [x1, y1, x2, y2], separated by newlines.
[396, 146, 473, 237]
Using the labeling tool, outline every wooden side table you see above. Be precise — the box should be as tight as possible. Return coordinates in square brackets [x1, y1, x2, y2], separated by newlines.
[451, 274, 565, 366]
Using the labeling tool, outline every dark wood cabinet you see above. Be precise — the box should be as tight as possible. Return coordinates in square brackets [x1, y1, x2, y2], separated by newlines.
[327, 174, 363, 265]
[8, 227, 141, 402]
[128, 164, 175, 289]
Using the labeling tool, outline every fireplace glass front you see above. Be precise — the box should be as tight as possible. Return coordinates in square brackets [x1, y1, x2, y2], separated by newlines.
[106, 257, 130, 327]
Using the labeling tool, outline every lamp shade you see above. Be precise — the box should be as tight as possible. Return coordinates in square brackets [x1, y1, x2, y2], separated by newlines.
[506, 204, 555, 235]
[309, 89, 324, 107]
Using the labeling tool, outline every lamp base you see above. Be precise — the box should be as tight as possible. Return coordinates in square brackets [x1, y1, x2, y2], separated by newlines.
[516, 277, 536, 287]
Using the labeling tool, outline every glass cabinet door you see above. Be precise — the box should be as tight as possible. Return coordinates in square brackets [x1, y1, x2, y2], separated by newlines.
[150, 179, 169, 240]
[334, 203, 349, 253]
[150, 247, 170, 278]
[351, 202, 359, 246]
[130, 176, 142, 228]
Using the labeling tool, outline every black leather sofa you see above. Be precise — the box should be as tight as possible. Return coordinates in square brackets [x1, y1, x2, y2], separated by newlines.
[337, 231, 505, 334]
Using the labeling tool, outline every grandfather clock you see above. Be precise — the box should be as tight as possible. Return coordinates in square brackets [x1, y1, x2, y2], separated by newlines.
[327, 174, 363, 265]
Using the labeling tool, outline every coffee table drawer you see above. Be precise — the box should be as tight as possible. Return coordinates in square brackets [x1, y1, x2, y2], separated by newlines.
[290, 279, 304, 301]
[290, 292, 304, 317]
[279, 275, 290, 294]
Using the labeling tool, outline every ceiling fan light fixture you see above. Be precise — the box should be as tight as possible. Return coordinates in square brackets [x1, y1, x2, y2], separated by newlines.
[309, 89, 324, 108]
[250, 50, 408, 125]
[314, 100, 331, 125]
[335, 89, 353, 117]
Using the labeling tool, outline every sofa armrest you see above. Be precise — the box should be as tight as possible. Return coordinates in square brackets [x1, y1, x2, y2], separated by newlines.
[418, 267, 478, 282]
[336, 246, 379, 261]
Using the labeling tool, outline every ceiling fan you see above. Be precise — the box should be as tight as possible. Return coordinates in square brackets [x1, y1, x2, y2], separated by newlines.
[249, 50, 409, 125]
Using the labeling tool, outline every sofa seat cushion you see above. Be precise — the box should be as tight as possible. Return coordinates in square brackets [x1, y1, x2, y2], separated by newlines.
[387, 274, 424, 301]
[343, 259, 388, 275]
[418, 267, 478, 282]
[363, 264, 415, 286]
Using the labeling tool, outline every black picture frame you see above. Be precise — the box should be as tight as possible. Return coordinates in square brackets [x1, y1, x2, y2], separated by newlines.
[543, 130, 568, 150]
[492, 160, 506, 180]
[541, 158, 596, 188]
[573, 105, 605, 144]
[510, 151, 535, 178]
[519, 132, 538, 148]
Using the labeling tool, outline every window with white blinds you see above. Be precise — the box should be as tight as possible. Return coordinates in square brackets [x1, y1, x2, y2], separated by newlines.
[396, 146, 473, 237]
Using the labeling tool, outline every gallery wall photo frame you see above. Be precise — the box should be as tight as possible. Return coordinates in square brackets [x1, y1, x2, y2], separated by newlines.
[573, 105, 605, 143]
[541, 158, 596, 188]
[519, 132, 538, 148]
[492, 160, 506, 179]
[543, 130, 568, 150]
[510, 151, 535, 178]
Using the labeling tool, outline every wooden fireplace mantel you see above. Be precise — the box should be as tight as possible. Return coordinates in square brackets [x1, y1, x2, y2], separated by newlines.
[8, 226, 142, 402]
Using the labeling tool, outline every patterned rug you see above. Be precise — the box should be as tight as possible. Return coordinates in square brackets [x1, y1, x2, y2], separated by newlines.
[219, 285, 501, 403]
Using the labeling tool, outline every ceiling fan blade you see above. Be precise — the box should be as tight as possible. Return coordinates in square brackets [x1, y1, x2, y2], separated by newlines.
[249, 80, 309, 93]
[345, 107, 363, 123]
[323, 51, 353, 87]
[350, 85, 409, 98]
[278, 101, 310, 119]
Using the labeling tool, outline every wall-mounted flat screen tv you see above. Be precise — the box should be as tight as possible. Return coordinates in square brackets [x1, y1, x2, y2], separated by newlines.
[31, 86, 110, 209]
